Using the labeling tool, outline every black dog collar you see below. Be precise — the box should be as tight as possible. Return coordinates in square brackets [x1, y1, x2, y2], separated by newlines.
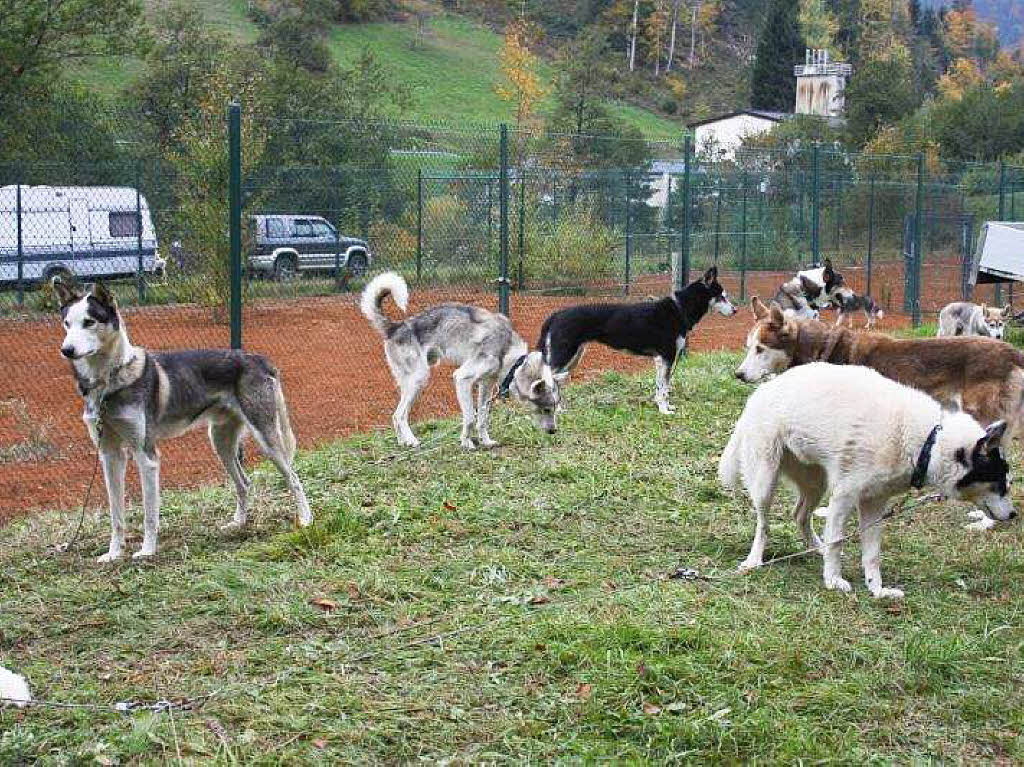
[911, 424, 942, 489]
[498, 354, 528, 399]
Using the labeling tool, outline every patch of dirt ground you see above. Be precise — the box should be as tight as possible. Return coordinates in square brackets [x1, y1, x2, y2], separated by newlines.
[0, 262, 985, 521]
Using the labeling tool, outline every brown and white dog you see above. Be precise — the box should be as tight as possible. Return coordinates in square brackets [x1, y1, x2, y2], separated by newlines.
[735, 297, 1024, 528]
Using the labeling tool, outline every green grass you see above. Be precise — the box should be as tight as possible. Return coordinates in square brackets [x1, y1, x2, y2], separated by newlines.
[70, 3, 682, 135]
[329, 14, 682, 135]
[2, 353, 1022, 761]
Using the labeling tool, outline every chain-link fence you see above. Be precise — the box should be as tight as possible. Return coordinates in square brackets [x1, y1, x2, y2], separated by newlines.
[2, 107, 1023, 517]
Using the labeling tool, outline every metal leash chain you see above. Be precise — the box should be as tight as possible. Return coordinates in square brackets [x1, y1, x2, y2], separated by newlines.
[668, 491, 945, 583]
[0, 694, 210, 714]
[56, 395, 108, 554]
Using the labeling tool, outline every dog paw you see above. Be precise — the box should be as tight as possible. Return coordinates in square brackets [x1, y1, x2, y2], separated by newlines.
[398, 437, 420, 448]
[737, 559, 761, 573]
[96, 550, 123, 563]
[965, 516, 997, 532]
[478, 437, 498, 449]
[460, 438, 477, 450]
[297, 514, 313, 528]
[656, 404, 676, 415]
[132, 548, 156, 560]
[871, 587, 904, 600]
[220, 520, 245, 533]
[824, 576, 852, 593]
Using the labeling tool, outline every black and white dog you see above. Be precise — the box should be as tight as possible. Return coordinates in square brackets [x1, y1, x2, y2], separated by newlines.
[537, 266, 736, 414]
[53, 278, 312, 562]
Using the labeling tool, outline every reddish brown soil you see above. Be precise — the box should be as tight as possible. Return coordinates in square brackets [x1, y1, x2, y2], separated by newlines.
[0, 262, 987, 522]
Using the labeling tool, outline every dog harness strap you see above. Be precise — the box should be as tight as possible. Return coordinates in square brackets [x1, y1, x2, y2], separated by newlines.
[911, 424, 942, 489]
[498, 354, 528, 399]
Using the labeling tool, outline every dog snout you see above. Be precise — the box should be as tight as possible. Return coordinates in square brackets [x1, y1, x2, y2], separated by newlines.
[61, 345, 76, 360]
[1009, 510, 1018, 520]
[734, 370, 746, 382]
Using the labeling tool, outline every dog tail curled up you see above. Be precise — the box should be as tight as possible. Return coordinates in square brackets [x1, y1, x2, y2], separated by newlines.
[361, 271, 409, 336]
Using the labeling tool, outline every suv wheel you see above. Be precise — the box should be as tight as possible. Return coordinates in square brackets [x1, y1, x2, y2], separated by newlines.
[347, 252, 368, 278]
[273, 253, 298, 282]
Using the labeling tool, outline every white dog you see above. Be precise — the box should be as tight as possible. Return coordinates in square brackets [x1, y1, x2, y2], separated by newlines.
[719, 363, 1014, 598]
[0, 665, 31, 707]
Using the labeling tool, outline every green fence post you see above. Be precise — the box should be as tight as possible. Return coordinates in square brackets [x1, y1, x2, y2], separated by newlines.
[15, 180, 23, 306]
[995, 161, 1007, 305]
[713, 171, 722, 265]
[135, 158, 145, 304]
[740, 168, 748, 301]
[866, 172, 875, 297]
[811, 143, 820, 264]
[498, 123, 510, 316]
[624, 170, 632, 296]
[517, 169, 526, 290]
[912, 152, 924, 328]
[677, 134, 692, 292]
[416, 168, 423, 281]
[228, 101, 243, 350]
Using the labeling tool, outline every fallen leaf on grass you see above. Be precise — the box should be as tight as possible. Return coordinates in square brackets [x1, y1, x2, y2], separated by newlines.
[543, 576, 567, 590]
[346, 582, 360, 600]
[575, 683, 593, 700]
[310, 598, 339, 612]
[527, 594, 551, 605]
[443, 500, 457, 511]
[313, 739, 327, 749]
[643, 702, 662, 716]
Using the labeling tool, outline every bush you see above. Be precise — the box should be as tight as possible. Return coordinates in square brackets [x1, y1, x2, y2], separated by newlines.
[521, 202, 620, 287]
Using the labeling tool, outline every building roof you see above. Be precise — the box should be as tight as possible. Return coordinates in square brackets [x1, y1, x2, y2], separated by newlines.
[686, 110, 792, 129]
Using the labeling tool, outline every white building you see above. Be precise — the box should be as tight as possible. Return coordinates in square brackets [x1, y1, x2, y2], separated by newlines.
[794, 49, 852, 117]
[687, 49, 851, 159]
[688, 110, 790, 161]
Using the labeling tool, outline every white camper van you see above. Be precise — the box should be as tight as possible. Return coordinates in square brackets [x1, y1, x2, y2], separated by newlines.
[0, 185, 164, 287]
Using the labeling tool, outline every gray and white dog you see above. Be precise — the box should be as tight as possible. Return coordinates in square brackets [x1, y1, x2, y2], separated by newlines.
[361, 272, 565, 448]
[937, 301, 1011, 339]
[53, 278, 312, 562]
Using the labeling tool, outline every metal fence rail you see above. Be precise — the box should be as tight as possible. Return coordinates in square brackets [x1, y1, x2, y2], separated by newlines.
[1, 108, 1022, 517]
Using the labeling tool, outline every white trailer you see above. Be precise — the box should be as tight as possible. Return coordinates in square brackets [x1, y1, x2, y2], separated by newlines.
[0, 185, 164, 287]
[970, 222, 1024, 287]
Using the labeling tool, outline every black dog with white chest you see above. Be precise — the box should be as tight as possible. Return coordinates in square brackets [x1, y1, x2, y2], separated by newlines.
[538, 267, 736, 413]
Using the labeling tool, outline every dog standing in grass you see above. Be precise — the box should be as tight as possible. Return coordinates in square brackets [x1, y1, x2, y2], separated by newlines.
[719, 363, 1014, 598]
[361, 271, 565, 448]
[53, 278, 312, 562]
[938, 302, 1011, 339]
[536, 266, 735, 414]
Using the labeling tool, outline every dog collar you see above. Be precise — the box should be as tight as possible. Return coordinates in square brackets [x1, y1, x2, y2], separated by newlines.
[911, 424, 942, 489]
[498, 354, 528, 399]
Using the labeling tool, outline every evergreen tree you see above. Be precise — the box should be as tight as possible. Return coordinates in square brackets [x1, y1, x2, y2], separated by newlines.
[750, 0, 805, 111]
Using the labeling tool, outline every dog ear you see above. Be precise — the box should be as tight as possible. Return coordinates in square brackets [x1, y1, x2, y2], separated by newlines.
[751, 296, 768, 320]
[703, 266, 718, 284]
[768, 302, 786, 329]
[51, 276, 81, 308]
[90, 281, 116, 309]
[980, 420, 1008, 451]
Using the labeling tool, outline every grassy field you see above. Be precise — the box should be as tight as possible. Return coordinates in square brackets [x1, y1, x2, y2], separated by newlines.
[72, 3, 682, 136]
[2, 353, 1022, 762]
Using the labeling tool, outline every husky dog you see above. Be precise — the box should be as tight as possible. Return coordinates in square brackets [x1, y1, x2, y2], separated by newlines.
[937, 302, 1011, 339]
[53, 278, 312, 562]
[537, 266, 736, 415]
[833, 286, 885, 329]
[719, 363, 1014, 598]
[361, 272, 564, 449]
[772, 275, 821, 320]
[781, 259, 845, 312]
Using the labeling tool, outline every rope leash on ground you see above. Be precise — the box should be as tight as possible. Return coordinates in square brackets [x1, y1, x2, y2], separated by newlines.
[54, 397, 109, 554]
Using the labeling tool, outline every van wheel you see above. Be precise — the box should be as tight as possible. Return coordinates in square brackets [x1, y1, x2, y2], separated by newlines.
[273, 254, 298, 282]
[347, 252, 368, 277]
